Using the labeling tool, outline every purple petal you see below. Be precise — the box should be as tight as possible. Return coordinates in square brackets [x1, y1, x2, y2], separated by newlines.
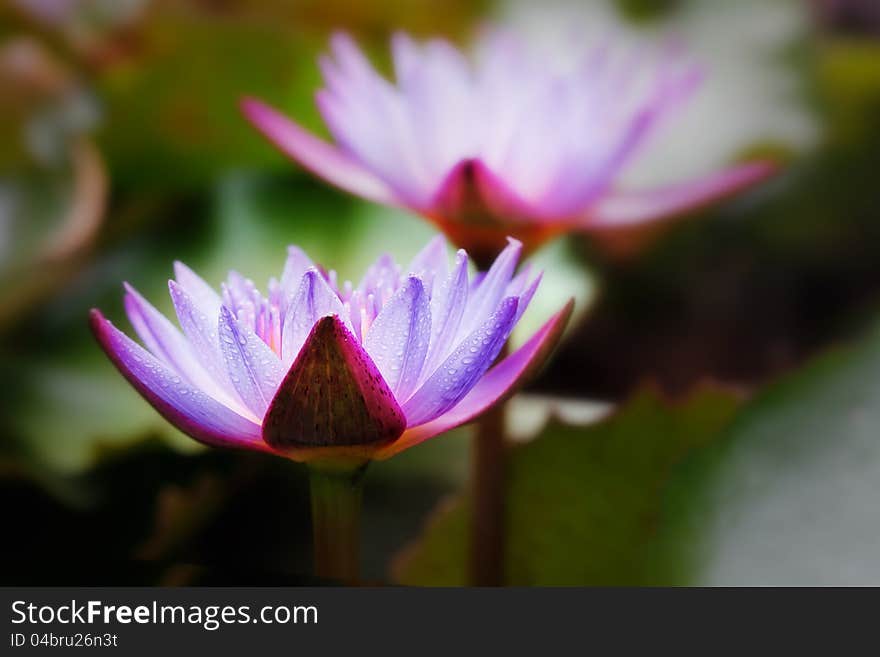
[390, 39, 474, 182]
[123, 283, 228, 401]
[90, 310, 267, 451]
[281, 269, 348, 364]
[218, 306, 285, 417]
[223, 270, 254, 307]
[315, 87, 431, 208]
[240, 97, 398, 206]
[459, 238, 522, 337]
[512, 271, 542, 324]
[501, 265, 543, 323]
[377, 299, 573, 459]
[168, 279, 234, 399]
[538, 58, 703, 218]
[421, 249, 469, 380]
[221, 272, 262, 330]
[173, 261, 222, 314]
[402, 296, 519, 427]
[279, 245, 315, 307]
[316, 34, 435, 207]
[405, 234, 448, 293]
[505, 262, 533, 298]
[356, 253, 401, 297]
[364, 276, 431, 400]
[124, 283, 186, 368]
[263, 315, 406, 451]
[586, 161, 778, 228]
[391, 31, 421, 85]
[329, 32, 377, 84]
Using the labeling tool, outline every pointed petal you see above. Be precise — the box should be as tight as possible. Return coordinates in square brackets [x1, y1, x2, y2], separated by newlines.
[263, 315, 406, 450]
[222, 270, 254, 310]
[406, 234, 448, 292]
[512, 271, 542, 325]
[90, 310, 267, 451]
[540, 64, 704, 218]
[281, 269, 349, 364]
[317, 33, 437, 207]
[459, 237, 522, 337]
[377, 299, 573, 459]
[240, 97, 399, 206]
[123, 283, 227, 401]
[505, 262, 532, 297]
[402, 296, 519, 427]
[391, 31, 421, 84]
[168, 279, 237, 402]
[356, 253, 401, 297]
[329, 32, 376, 83]
[364, 276, 431, 400]
[279, 245, 315, 305]
[421, 249, 468, 380]
[173, 261, 221, 313]
[218, 306, 285, 417]
[586, 161, 778, 229]
[124, 283, 186, 368]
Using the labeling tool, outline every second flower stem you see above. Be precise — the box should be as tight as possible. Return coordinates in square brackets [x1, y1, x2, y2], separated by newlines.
[469, 345, 510, 586]
[469, 401, 507, 586]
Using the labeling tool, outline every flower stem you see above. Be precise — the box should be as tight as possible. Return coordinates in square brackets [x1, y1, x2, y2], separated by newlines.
[469, 346, 510, 586]
[308, 464, 365, 583]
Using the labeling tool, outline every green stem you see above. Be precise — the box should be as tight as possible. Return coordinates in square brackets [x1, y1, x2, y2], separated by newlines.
[308, 465, 365, 583]
[469, 346, 510, 586]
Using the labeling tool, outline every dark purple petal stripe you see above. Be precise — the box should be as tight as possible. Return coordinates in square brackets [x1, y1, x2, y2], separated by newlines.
[421, 249, 469, 381]
[168, 280, 235, 399]
[402, 296, 518, 427]
[281, 269, 348, 364]
[218, 306, 285, 417]
[124, 283, 239, 408]
[377, 299, 573, 459]
[458, 238, 521, 337]
[364, 276, 431, 400]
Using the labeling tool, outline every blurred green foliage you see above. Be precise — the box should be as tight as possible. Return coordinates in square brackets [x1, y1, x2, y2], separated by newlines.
[394, 386, 741, 585]
[397, 316, 880, 585]
[661, 318, 880, 585]
[95, 11, 318, 190]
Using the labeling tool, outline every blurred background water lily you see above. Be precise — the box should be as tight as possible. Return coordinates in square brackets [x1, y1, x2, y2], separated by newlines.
[243, 28, 777, 263]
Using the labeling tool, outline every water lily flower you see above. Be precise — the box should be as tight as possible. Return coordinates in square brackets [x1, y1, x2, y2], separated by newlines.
[90, 236, 571, 466]
[242, 31, 777, 264]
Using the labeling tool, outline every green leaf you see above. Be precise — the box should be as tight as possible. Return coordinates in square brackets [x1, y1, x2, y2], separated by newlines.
[817, 40, 880, 145]
[95, 12, 319, 190]
[659, 322, 880, 585]
[9, 352, 202, 475]
[393, 385, 740, 585]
